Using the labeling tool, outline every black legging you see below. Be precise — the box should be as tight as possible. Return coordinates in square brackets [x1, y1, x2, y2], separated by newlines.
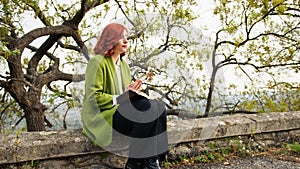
[112, 98, 168, 159]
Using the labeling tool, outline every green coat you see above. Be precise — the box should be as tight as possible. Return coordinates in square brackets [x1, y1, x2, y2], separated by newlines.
[81, 54, 132, 146]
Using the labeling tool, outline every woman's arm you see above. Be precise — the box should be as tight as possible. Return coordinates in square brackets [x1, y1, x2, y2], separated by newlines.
[85, 57, 115, 110]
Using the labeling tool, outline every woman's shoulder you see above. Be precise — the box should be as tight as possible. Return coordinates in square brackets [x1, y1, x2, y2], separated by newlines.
[88, 54, 111, 65]
[90, 54, 105, 61]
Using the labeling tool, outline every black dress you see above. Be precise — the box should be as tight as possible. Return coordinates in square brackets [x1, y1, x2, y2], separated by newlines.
[112, 97, 168, 159]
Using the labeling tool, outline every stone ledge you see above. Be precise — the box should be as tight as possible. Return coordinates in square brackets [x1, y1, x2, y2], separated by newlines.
[0, 111, 299, 165]
[167, 111, 300, 143]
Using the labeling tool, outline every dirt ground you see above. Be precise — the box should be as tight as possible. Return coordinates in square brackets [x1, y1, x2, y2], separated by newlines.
[163, 147, 300, 169]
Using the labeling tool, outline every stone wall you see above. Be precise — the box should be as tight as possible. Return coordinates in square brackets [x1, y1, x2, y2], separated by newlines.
[0, 111, 300, 168]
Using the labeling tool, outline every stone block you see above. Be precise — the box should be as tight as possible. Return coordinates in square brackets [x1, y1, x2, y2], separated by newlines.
[0, 111, 299, 168]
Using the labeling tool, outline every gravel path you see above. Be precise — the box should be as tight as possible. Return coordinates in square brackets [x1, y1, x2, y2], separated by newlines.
[165, 156, 300, 169]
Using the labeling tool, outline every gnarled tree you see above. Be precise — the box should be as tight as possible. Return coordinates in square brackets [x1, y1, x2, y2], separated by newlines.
[0, 0, 108, 131]
[0, 0, 200, 132]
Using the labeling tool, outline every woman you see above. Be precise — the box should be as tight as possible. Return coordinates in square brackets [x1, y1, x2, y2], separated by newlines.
[81, 23, 168, 169]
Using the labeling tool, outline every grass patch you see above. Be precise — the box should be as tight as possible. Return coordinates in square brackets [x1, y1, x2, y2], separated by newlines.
[162, 137, 300, 168]
[287, 142, 300, 154]
[162, 138, 270, 168]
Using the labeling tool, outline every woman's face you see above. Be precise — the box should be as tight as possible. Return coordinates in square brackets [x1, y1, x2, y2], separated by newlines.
[113, 31, 128, 55]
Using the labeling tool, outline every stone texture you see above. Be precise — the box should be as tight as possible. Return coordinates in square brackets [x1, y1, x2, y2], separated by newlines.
[0, 129, 104, 164]
[168, 111, 300, 144]
[0, 111, 299, 168]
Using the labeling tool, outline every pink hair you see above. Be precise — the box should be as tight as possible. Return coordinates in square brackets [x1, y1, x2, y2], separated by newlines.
[94, 23, 127, 57]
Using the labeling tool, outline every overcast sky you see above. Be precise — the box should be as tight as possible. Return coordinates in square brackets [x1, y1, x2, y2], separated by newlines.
[1, 0, 298, 93]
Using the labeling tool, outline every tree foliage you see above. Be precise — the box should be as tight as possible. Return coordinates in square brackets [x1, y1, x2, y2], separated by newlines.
[0, 0, 299, 133]
[0, 0, 109, 132]
[0, 0, 202, 132]
[204, 0, 300, 116]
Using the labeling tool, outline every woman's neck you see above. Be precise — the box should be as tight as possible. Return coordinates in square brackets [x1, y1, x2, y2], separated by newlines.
[111, 54, 120, 64]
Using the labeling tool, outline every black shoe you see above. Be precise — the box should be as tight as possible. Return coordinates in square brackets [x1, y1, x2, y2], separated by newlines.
[125, 158, 143, 169]
[142, 157, 161, 169]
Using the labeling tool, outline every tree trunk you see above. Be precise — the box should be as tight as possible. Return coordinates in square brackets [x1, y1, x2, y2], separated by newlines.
[8, 83, 47, 131]
[204, 67, 218, 117]
[25, 107, 45, 131]
[23, 91, 47, 131]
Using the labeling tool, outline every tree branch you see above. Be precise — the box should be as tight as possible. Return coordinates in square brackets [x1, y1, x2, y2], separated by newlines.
[14, 115, 25, 128]
[220, 59, 300, 71]
[166, 109, 201, 119]
[209, 110, 258, 117]
[26, 0, 108, 76]
[57, 40, 81, 52]
[40, 69, 85, 88]
[247, 3, 282, 35]
[63, 107, 71, 129]
[114, 0, 135, 26]
[25, 1, 51, 26]
[26, 45, 60, 68]
[18, 25, 75, 50]
[68, 0, 109, 27]
[0, 102, 13, 118]
[46, 83, 72, 98]
[9, 78, 40, 92]
[44, 116, 53, 128]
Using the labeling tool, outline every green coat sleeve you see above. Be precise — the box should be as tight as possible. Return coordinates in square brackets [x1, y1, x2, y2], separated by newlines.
[81, 55, 132, 147]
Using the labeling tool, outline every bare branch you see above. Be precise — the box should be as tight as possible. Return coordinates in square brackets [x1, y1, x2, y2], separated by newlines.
[26, 45, 60, 68]
[210, 110, 258, 116]
[18, 25, 75, 50]
[0, 102, 14, 118]
[39, 69, 85, 87]
[270, 81, 300, 89]
[129, 62, 148, 70]
[247, 3, 283, 35]
[44, 116, 53, 128]
[27, 0, 109, 73]
[57, 41, 81, 52]
[63, 106, 71, 129]
[114, 0, 135, 26]
[46, 83, 72, 98]
[14, 115, 25, 127]
[25, 1, 51, 26]
[0, 80, 8, 89]
[220, 58, 300, 71]
[166, 109, 201, 119]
